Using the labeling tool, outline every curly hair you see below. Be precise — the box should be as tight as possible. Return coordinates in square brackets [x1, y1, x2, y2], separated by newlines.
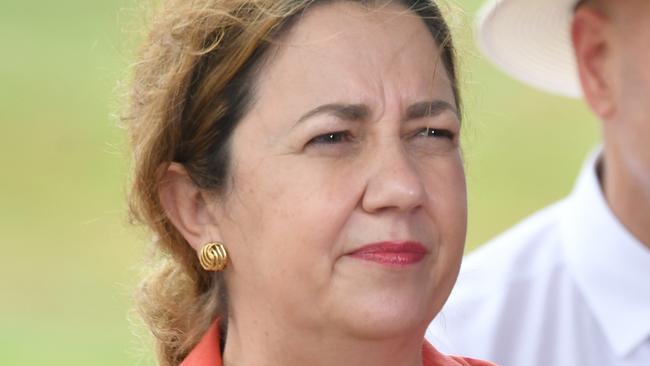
[123, 0, 460, 364]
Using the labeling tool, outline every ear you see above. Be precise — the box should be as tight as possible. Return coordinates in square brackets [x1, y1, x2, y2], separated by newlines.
[571, 6, 616, 120]
[158, 163, 222, 252]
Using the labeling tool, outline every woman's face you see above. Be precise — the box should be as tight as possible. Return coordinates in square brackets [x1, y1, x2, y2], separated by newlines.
[210, 2, 466, 339]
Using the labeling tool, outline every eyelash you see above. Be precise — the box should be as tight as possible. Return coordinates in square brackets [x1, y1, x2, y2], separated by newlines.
[307, 128, 455, 147]
[307, 131, 353, 145]
[414, 127, 455, 140]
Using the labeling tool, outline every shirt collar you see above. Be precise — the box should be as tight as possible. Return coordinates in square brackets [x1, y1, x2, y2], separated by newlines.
[560, 148, 650, 357]
[180, 321, 222, 366]
[181, 320, 493, 366]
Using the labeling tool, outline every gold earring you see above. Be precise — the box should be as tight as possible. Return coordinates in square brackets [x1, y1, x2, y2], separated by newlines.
[198, 242, 228, 271]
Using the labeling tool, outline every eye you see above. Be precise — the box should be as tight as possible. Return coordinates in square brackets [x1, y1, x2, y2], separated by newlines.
[415, 128, 455, 140]
[307, 131, 353, 145]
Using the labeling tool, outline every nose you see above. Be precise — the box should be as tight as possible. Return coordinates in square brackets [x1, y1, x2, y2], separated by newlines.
[361, 143, 427, 214]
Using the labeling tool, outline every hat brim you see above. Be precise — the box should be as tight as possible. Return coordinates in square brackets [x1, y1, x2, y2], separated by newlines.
[476, 0, 582, 98]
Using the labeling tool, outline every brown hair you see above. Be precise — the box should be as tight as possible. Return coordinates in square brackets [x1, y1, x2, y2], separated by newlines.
[124, 0, 460, 364]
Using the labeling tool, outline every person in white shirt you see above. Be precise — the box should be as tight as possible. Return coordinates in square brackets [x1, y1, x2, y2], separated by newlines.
[426, 0, 650, 365]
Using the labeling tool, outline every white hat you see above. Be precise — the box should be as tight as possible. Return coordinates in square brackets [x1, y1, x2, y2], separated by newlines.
[476, 0, 582, 98]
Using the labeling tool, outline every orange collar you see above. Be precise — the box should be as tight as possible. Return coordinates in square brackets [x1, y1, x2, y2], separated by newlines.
[180, 321, 495, 366]
[180, 321, 222, 366]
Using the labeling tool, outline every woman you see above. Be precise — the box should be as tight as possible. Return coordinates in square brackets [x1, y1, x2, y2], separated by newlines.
[125, 0, 494, 365]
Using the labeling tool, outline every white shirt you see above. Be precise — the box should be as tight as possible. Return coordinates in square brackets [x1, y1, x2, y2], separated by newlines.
[427, 151, 650, 366]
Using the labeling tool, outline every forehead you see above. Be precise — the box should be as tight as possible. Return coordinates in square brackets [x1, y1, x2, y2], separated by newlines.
[284, 1, 429, 45]
[252, 1, 452, 110]
[280, 1, 439, 70]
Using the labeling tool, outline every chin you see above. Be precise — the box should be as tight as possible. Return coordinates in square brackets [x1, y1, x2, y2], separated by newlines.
[332, 289, 437, 340]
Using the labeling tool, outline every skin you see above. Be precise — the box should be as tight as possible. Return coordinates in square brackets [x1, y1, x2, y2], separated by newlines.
[160, 2, 466, 366]
[572, 0, 650, 248]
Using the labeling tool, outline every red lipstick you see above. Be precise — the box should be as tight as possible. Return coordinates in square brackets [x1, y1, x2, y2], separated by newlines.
[348, 241, 428, 266]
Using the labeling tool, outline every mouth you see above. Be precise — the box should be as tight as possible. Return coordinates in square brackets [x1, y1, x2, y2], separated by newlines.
[347, 241, 428, 267]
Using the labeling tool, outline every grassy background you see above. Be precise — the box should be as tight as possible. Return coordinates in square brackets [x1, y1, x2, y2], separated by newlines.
[0, 0, 599, 364]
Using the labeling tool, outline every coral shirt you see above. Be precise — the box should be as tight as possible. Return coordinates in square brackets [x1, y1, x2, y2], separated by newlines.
[180, 321, 495, 366]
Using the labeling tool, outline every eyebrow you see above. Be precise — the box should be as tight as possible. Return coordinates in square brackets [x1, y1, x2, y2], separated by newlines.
[294, 100, 458, 126]
[405, 100, 459, 121]
[295, 103, 370, 125]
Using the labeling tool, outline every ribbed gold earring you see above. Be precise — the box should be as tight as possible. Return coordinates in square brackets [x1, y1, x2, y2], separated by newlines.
[198, 242, 228, 271]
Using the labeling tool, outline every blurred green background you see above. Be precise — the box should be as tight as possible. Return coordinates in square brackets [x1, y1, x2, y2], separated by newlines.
[0, 0, 598, 364]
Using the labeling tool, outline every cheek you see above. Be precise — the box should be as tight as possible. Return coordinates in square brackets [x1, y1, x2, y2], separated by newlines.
[423, 155, 467, 275]
[224, 155, 359, 282]
[617, 57, 650, 176]
[425, 155, 467, 231]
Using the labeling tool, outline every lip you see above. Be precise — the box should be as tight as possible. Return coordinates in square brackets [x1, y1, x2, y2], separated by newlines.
[347, 241, 428, 267]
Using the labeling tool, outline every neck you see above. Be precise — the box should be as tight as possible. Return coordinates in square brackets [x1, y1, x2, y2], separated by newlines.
[601, 144, 650, 249]
[222, 310, 426, 366]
